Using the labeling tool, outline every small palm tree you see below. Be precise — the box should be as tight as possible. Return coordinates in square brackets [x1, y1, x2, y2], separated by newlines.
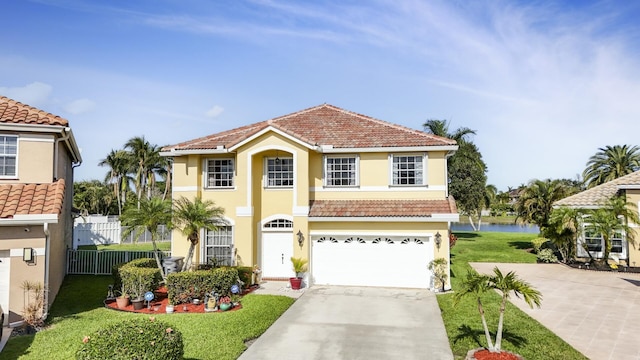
[172, 196, 226, 272]
[453, 270, 494, 351]
[491, 267, 542, 351]
[583, 145, 640, 189]
[515, 179, 574, 229]
[120, 197, 172, 281]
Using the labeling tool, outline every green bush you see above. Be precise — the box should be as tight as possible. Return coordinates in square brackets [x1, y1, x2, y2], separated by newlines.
[236, 266, 253, 288]
[212, 267, 239, 296]
[76, 317, 183, 360]
[537, 248, 558, 263]
[531, 237, 548, 253]
[166, 267, 240, 304]
[119, 258, 162, 300]
[111, 263, 126, 293]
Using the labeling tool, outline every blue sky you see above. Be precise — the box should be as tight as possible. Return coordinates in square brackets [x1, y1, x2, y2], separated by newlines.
[2, 0, 640, 190]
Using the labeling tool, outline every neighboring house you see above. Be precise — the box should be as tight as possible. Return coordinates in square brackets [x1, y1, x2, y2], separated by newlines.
[0, 96, 81, 327]
[161, 104, 459, 289]
[555, 170, 640, 266]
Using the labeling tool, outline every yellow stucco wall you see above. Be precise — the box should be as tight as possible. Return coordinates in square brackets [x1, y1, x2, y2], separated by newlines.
[0, 135, 54, 184]
[626, 190, 640, 266]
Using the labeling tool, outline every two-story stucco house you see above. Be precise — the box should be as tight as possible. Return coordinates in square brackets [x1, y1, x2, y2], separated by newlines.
[161, 104, 459, 289]
[0, 96, 81, 327]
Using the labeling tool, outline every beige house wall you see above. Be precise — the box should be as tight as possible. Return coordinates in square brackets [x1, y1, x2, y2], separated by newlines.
[627, 190, 640, 266]
[0, 134, 55, 184]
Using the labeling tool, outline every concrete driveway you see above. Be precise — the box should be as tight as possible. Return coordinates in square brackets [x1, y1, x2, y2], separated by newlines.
[471, 262, 640, 360]
[239, 286, 453, 360]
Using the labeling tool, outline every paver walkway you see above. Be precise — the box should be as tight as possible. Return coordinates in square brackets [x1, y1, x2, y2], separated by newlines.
[471, 262, 640, 360]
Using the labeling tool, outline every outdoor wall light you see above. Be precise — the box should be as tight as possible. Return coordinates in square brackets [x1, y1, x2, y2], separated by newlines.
[434, 232, 442, 250]
[23, 247, 34, 263]
[297, 230, 305, 248]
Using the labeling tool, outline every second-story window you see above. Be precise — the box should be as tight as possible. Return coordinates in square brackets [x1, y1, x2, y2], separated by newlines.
[325, 156, 358, 186]
[0, 135, 17, 178]
[266, 158, 294, 187]
[391, 154, 424, 185]
[206, 158, 234, 188]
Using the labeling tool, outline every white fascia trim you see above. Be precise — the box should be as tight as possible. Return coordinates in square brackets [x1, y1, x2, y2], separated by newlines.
[18, 134, 54, 142]
[0, 215, 58, 225]
[310, 185, 446, 192]
[173, 186, 199, 192]
[309, 230, 436, 237]
[236, 206, 253, 217]
[309, 215, 458, 222]
[228, 126, 315, 152]
[10, 248, 45, 257]
[160, 147, 228, 157]
[0, 124, 66, 133]
[319, 145, 458, 153]
[618, 185, 640, 190]
[292, 206, 309, 216]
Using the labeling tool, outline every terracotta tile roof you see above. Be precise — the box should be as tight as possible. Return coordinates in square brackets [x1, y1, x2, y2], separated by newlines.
[164, 104, 456, 151]
[308, 198, 457, 218]
[0, 96, 69, 126]
[0, 179, 65, 218]
[555, 171, 640, 207]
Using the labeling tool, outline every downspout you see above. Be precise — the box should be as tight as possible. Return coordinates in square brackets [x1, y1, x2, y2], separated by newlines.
[43, 223, 50, 321]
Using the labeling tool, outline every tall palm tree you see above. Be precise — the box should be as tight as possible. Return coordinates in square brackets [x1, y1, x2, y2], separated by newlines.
[125, 137, 164, 208]
[583, 145, 640, 188]
[490, 267, 542, 351]
[453, 270, 494, 350]
[423, 119, 476, 143]
[99, 149, 132, 215]
[515, 179, 575, 230]
[172, 196, 226, 272]
[484, 184, 498, 210]
[584, 195, 640, 265]
[120, 197, 172, 281]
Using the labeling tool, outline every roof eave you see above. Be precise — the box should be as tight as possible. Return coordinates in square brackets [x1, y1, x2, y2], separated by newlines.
[228, 126, 316, 152]
[0, 214, 59, 226]
[160, 147, 230, 156]
[309, 214, 459, 222]
[319, 145, 459, 153]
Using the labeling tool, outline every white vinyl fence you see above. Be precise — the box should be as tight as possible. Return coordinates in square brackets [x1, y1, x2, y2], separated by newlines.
[73, 216, 171, 248]
[66, 250, 172, 275]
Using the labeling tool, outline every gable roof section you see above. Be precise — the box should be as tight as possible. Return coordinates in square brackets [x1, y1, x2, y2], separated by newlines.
[555, 170, 640, 208]
[0, 179, 65, 220]
[163, 104, 456, 153]
[0, 96, 69, 126]
[308, 198, 458, 219]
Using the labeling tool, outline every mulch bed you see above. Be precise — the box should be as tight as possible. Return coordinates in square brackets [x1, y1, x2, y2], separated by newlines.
[564, 262, 640, 273]
[104, 286, 258, 314]
[466, 349, 523, 360]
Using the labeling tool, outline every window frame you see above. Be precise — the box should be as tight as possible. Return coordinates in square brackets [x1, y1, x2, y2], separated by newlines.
[204, 158, 235, 189]
[389, 153, 426, 186]
[203, 225, 234, 266]
[0, 135, 18, 179]
[264, 157, 294, 188]
[323, 155, 359, 187]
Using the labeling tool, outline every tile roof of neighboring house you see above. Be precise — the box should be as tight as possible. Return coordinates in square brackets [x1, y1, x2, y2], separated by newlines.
[308, 198, 458, 217]
[0, 96, 69, 126]
[0, 179, 65, 218]
[555, 170, 640, 207]
[164, 104, 456, 151]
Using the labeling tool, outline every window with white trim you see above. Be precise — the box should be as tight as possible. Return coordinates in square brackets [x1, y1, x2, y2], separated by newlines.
[204, 226, 234, 266]
[205, 158, 234, 188]
[325, 156, 358, 187]
[264, 219, 293, 229]
[0, 135, 17, 177]
[266, 158, 293, 187]
[391, 154, 424, 185]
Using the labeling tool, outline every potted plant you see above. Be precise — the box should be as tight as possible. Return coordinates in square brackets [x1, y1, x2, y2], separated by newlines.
[219, 296, 232, 311]
[115, 284, 130, 309]
[130, 277, 147, 310]
[289, 257, 308, 290]
[165, 300, 174, 314]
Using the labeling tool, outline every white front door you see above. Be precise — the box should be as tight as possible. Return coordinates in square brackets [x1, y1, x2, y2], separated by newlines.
[0, 250, 10, 325]
[261, 232, 294, 278]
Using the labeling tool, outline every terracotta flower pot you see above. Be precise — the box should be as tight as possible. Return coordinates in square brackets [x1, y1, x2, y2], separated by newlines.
[116, 296, 130, 309]
[290, 277, 302, 290]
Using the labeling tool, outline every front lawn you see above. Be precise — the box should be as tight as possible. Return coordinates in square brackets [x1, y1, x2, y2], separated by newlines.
[2, 275, 294, 360]
[439, 231, 587, 360]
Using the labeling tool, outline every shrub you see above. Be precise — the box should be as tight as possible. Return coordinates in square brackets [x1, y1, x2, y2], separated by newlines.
[119, 258, 162, 300]
[76, 317, 183, 360]
[166, 267, 240, 304]
[212, 267, 239, 296]
[111, 263, 126, 292]
[537, 248, 558, 263]
[531, 237, 548, 253]
[236, 266, 253, 288]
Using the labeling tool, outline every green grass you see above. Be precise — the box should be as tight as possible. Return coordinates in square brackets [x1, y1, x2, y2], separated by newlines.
[2, 275, 294, 360]
[439, 232, 587, 359]
[456, 215, 518, 224]
[78, 241, 171, 251]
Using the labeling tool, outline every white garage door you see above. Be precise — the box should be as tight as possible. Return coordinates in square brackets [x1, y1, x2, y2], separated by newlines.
[311, 236, 433, 289]
[0, 250, 10, 325]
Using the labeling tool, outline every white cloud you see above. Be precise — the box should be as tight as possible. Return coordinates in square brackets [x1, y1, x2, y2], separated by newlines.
[205, 105, 224, 118]
[64, 98, 96, 114]
[0, 82, 53, 107]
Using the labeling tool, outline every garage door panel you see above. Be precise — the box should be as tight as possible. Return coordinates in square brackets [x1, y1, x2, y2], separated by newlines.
[312, 238, 432, 289]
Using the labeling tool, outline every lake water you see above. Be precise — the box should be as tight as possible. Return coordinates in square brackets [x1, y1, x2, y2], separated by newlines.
[451, 223, 540, 233]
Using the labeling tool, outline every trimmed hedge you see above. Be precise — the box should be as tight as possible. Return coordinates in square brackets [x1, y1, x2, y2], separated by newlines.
[236, 266, 252, 288]
[166, 267, 239, 304]
[76, 317, 183, 360]
[118, 258, 162, 300]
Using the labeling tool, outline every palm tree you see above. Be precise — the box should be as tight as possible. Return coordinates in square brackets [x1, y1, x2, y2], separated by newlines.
[515, 179, 575, 230]
[99, 149, 132, 215]
[490, 267, 542, 351]
[584, 195, 640, 265]
[583, 145, 640, 188]
[423, 119, 476, 143]
[545, 206, 583, 262]
[453, 270, 494, 350]
[120, 197, 172, 281]
[125, 136, 165, 208]
[172, 196, 226, 272]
